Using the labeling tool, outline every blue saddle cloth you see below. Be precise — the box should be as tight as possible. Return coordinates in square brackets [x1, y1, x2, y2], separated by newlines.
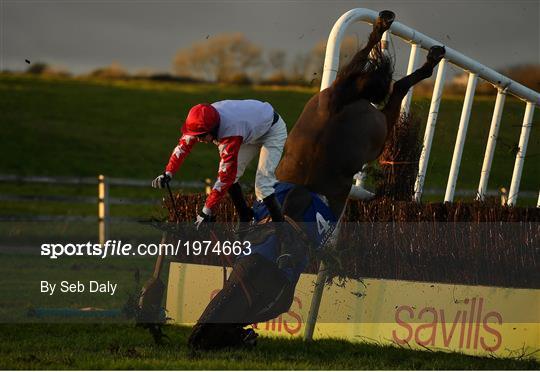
[245, 182, 338, 283]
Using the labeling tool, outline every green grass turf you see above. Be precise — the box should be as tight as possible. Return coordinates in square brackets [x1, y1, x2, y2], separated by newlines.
[1, 74, 538, 188]
[410, 96, 539, 196]
[2, 75, 538, 369]
[0, 253, 162, 321]
[0, 73, 538, 219]
[0, 252, 538, 369]
[0, 323, 538, 370]
[0, 182, 198, 218]
[0, 199, 164, 219]
[0, 75, 309, 181]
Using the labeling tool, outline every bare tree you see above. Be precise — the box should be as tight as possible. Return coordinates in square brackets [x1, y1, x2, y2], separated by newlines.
[306, 35, 360, 85]
[290, 52, 311, 85]
[268, 50, 286, 74]
[90, 61, 128, 79]
[504, 64, 540, 91]
[26, 62, 48, 75]
[173, 33, 262, 83]
[263, 49, 288, 84]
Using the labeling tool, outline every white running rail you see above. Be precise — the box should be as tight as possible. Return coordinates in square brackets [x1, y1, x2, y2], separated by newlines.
[322, 8, 539, 206]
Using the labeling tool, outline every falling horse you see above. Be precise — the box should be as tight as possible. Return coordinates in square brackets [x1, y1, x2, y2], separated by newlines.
[188, 10, 446, 350]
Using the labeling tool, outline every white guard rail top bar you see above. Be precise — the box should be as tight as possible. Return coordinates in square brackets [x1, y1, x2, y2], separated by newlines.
[321, 8, 540, 106]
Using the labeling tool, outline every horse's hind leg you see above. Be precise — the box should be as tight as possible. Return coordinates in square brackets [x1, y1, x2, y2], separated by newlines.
[382, 46, 446, 128]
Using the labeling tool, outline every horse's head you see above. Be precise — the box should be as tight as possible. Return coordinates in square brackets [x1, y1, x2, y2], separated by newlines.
[356, 53, 393, 105]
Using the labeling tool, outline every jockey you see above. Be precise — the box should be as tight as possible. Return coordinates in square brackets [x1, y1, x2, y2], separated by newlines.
[152, 100, 287, 228]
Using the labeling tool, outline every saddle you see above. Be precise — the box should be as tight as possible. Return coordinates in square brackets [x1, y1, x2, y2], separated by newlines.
[240, 185, 315, 270]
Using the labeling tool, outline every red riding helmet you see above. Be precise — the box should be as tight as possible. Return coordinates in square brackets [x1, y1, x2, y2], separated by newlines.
[181, 103, 220, 136]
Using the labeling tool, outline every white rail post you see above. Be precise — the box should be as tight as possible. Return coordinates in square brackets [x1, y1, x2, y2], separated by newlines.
[477, 88, 507, 201]
[98, 174, 109, 245]
[308, 15, 390, 340]
[537, 190, 540, 208]
[303, 261, 327, 341]
[508, 102, 535, 206]
[413, 59, 447, 202]
[307, 10, 383, 342]
[444, 72, 478, 202]
[400, 43, 420, 115]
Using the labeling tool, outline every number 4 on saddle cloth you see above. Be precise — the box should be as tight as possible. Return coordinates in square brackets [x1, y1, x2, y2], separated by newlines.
[248, 181, 338, 284]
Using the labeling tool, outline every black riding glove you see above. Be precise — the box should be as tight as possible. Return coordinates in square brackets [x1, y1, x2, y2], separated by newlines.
[194, 210, 216, 230]
[151, 172, 172, 189]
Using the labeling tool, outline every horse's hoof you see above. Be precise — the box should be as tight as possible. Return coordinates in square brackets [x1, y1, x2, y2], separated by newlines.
[427, 46, 446, 65]
[377, 10, 395, 31]
[242, 328, 258, 348]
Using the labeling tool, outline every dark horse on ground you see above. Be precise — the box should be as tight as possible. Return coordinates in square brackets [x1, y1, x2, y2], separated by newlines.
[188, 10, 446, 350]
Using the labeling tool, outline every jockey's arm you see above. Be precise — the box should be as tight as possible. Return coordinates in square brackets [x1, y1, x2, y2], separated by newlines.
[165, 134, 198, 176]
[203, 136, 242, 215]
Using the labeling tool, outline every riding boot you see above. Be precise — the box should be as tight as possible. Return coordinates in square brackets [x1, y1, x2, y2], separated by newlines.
[262, 193, 284, 222]
[228, 183, 254, 222]
[228, 183, 254, 240]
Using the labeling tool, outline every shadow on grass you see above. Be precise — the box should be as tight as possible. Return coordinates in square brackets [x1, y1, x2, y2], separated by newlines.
[0, 323, 538, 370]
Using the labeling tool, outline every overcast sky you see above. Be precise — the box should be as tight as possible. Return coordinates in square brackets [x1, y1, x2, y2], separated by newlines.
[1, 0, 539, 78]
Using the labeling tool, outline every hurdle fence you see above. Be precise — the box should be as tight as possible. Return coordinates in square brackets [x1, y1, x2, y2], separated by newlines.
[305, 7, 540, 341]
